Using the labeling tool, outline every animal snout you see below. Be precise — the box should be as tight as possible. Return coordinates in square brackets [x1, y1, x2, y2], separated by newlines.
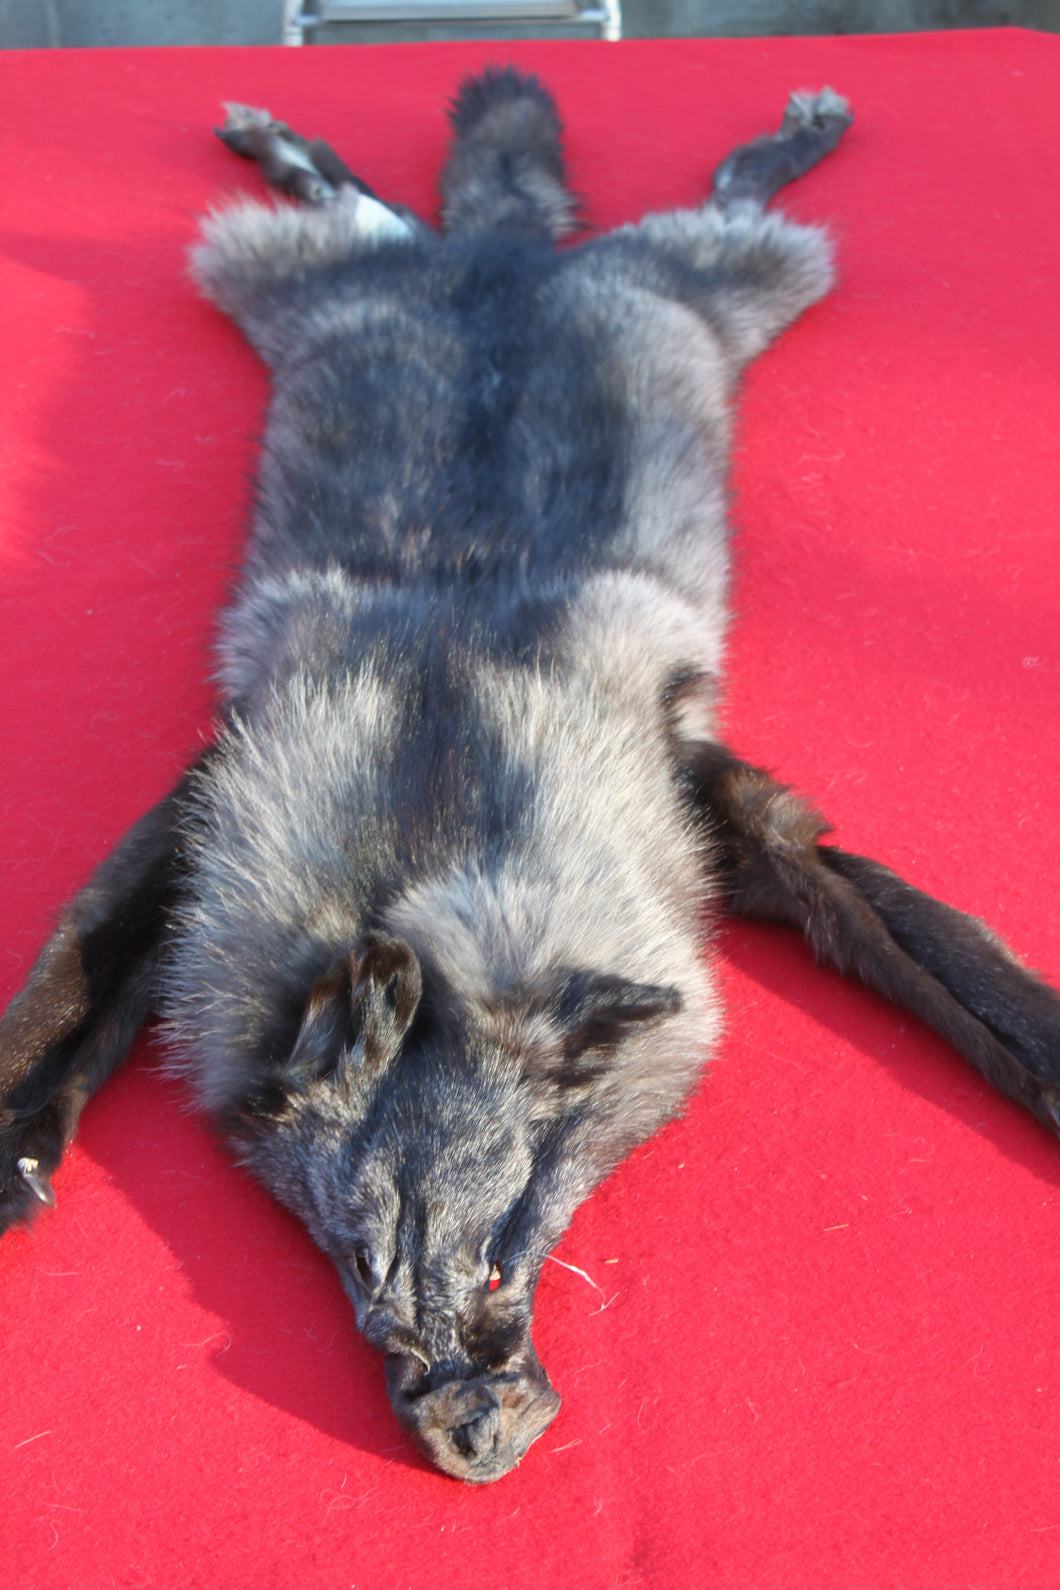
[385, 1352, 561, 1483]
[435, 1380, 503, 1462]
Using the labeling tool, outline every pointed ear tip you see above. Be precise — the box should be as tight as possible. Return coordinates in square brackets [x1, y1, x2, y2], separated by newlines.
[548, 972, 685, 1068]
[348, 931, 423, 1072]
[357, 931, 421, 979]
[556, 969, 684, 1023]
[618, 981, 683, 1024]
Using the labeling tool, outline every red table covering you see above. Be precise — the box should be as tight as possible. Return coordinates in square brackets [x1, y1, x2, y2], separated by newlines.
[2, 30, 1060, 1588]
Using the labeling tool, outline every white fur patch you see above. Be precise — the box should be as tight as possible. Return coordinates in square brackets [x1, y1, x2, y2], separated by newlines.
[352, 192, 414, 242]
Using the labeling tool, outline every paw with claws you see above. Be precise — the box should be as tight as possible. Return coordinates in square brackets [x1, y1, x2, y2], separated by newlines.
[711, 87, 854, 213]
[780, 87, 854, 145]
[216, 104, 342, 206]
[16, 1156, 56, 1208]
[1, 1116, 63, 1234]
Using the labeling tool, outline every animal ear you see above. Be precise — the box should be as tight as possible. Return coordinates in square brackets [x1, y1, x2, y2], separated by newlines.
[350, 933, 423, 1069]
[530, 971, 682, 1090]
[287, 933, 422, 1085]
[556, 972, 683, 1060]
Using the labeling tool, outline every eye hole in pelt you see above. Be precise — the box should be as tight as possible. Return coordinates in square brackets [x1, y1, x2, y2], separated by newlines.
[487, 1261, 502, 1292]
[351, 1248, 374, 1294]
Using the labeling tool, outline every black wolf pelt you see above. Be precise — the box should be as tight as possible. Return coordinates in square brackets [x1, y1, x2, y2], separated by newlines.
[3, 69, 1060, 1483]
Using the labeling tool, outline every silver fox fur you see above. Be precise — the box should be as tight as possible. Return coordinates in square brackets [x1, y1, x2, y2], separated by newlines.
[7, 71, 1060, 1484]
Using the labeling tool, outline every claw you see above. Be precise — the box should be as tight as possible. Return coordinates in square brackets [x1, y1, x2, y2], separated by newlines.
[16, 1156, 56, 1208]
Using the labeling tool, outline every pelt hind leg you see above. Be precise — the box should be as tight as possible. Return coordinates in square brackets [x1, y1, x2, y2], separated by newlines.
[217, 103, 420, 233]
[194, 107, 423, 363]
[710, 89, 853, 215]
[602, 89, 853, 374]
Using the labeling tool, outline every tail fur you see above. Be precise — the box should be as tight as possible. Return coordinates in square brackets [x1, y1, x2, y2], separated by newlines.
[440, 67, 577, 241]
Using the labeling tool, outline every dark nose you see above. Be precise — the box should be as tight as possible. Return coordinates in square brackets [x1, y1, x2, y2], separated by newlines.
[385, 1353, 561, 1483]
[442, 1381, 503, 1461]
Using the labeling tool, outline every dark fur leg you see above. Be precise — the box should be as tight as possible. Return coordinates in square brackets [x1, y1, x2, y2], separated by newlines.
[217, 105, 349, 205]
[683, 743, 1060, 1136]
[216, 104, 420, 230]
[0, 757, 210, 1232]
[711, 88, 853, 214]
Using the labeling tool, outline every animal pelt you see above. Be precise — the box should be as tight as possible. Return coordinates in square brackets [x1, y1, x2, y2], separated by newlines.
[3, 68, 1059, 1484]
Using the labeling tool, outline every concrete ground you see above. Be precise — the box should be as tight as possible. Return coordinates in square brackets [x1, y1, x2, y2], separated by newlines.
[1, 0, 1058, 48]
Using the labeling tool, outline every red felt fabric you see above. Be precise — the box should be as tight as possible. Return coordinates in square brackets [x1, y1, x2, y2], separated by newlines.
[2, 31, 1059, 1587]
